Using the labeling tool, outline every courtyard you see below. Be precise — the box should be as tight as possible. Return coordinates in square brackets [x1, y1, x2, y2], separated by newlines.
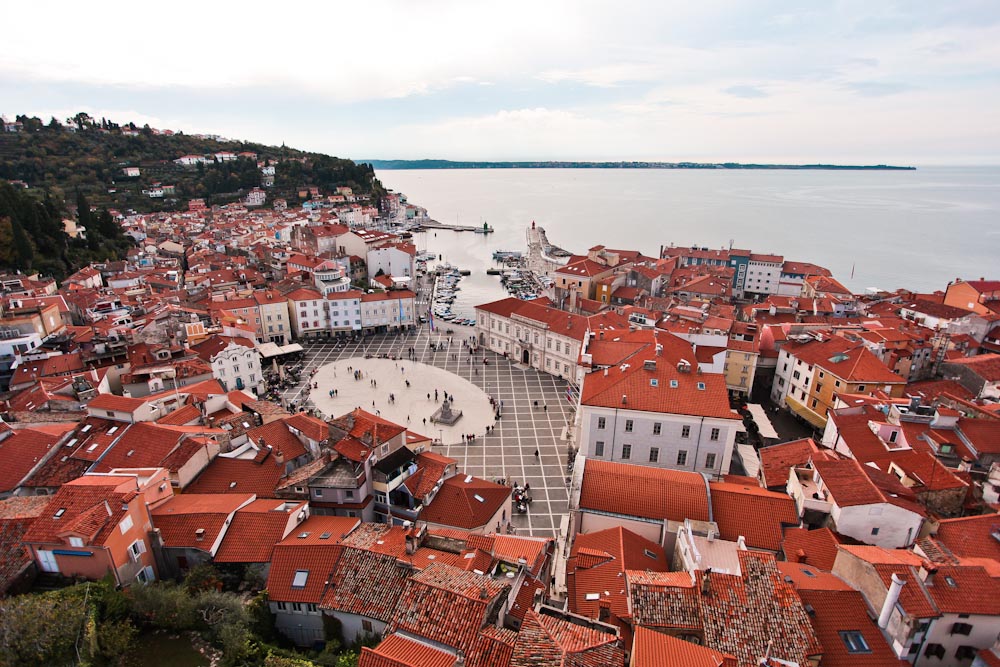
[277, 325, 575, 538]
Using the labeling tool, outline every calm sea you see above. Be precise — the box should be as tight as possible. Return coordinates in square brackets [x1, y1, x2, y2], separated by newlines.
[380, 167, 1000, 314]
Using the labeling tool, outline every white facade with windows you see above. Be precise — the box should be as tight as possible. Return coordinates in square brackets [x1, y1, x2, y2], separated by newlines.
[211, 341, 263, 396]
[771, 346, 813, 407]
[360, 292, 416, 331]
[255, 292, 291, 345]
[326, 292, 363, 334]
[744, 258, 783, 296]
[579, 405, 738, 477]
[287, 292, 330, 339]
[476, 310, 583, 380]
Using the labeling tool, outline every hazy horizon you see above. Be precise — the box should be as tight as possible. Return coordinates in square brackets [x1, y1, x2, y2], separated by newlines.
[3, 1, 999, 165]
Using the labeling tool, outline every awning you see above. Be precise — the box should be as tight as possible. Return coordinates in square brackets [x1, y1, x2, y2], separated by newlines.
[256, 342, 305, 358]
[736, 443, 761, 478]
[785, 395, 828, 430]
[745, 403, 779, 439]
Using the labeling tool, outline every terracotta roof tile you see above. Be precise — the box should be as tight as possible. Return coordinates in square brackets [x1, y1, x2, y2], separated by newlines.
[578, 459, 710, 523]
[184, 451, 286, 496]
[419, 475, 511, 530]
[213, 499, 305, 563]
[709, 482, 800, 551]
[321, 547, 411, 622]
[358, 633, 456, 667]
[150, 493, 254, 550]
[387, 563, 509, 654]
[510, 609, 625, 667]
[631, 627, 737, 667]
[0, 428, 62, 493]
[781, 527, 843, 571]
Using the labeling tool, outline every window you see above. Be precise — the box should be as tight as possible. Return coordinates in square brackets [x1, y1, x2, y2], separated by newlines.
[710, 428, 720, 441]
[793, 370, 801, 380]
[839, 631, 871, 654]
[871, 527, 880, 536]
[129, 539, 146, 562]
[595, 441, 605, 457]
[811, 399, 819, 409]
[69, 537, 84, 547]
[346, 490, 354, 499]
[704, 453, 717, 469]
[292, 603, 302, 612]
[857, 385, 866, 392]
[362, 620, 374, 633]
[677, 450, 688, 466]
[314, 489, 323, 497]
[649, 447, 659, 463]
[924, 644, 945, 660]
[624, 420, 633, 433]
[621, 444, 632, 460]
[950, 622, 974, 636]
[291, 570, 309, 589]
[276, 601, 287, 611]
[956, 646, 978, 661]
[306, 603, 318, 613]
[681, 425, 690, 438]
[119, 515, 134, 534]
[597, 417, 606, 430]
[653, 422, 662, 435]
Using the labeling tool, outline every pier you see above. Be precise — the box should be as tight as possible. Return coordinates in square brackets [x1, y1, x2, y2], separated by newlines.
[525, 224, 569, 276]
[414, 219, 494, 234]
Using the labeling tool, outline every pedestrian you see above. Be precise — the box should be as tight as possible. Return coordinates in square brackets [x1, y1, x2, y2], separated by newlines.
[423, 418, 427, 427]
[534, 449, 539, 458]
[462, 434, 466, 443]
[543, 404, 547, 412]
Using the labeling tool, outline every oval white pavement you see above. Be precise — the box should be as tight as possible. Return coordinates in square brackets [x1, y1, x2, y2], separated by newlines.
[308, 357, 496, 445]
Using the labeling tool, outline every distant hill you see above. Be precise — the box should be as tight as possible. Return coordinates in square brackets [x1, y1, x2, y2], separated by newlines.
[0, 113, 386, 213]
[364, 158, 916, 171]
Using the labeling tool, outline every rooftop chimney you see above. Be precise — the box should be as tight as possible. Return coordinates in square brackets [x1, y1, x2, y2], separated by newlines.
[701, 568, 712, 595]
[878, 573, 905, 628]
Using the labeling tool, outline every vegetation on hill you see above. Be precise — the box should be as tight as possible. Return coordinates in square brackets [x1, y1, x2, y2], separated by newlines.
[0, 566, 369, 667]
[0, 180, 133, 280]
[0, 113, 386, 214]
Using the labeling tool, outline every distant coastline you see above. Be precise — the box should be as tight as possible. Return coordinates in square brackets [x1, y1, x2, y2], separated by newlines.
[365, 159, 916, 171]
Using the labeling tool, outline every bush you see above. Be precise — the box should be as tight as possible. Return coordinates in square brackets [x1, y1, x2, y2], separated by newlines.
[0, 593, 84, 667]
[127, 583, 197, 632]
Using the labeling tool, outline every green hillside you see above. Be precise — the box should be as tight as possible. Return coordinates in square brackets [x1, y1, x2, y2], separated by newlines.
[0, 113, 385, 213]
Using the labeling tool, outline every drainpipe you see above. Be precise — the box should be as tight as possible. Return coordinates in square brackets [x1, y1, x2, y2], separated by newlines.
[692, 416, 706, 472]
[609, 409, 619, 460]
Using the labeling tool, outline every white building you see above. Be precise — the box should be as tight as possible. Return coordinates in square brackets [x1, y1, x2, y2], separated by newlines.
[286, 288, 330, 339]
[360, 291, 416, 332]
[743, 254, 784, 297]
[245, 188, 266, 207]
[210, 339, 264, 395]
[367, 242, 416, 279]
[475, 297, 629, 381]
[254, 290, 291, 345]
[803, 458, 925, 548]
[578, 355, 742, 478]
[312, 261, 352, 296]
[326, 291, 363, 334]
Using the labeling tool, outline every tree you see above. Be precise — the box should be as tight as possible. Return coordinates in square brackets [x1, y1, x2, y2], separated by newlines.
[0, 592, 86, 666]
[10, 217, 34, 270]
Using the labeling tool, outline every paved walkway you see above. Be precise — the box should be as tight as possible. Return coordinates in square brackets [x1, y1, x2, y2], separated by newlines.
[310, 357, 495, 445]
[272, 272, 571, 537]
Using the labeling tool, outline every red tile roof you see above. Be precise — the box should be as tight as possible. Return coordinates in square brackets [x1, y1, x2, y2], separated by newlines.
[758, 438, 834, 489]
[631, 627, 737, 667]
[267, 544, 344, 603]
[150, 493, 254, 549]
[578, 459, 710, 523]
[420, 475, 511, 530]
[321, 547, 411, 623]
[359, 633, 456, 667]
[184, 450, 286, 496]
[628, 552, 822, 667]
[246, 420, 307, 461]
[566, 526, 667, 624]
[387, 563, 509, 654]
[581, 353, 738, 420]
[781, 527, 843, 571]
[933, 513, 1000, 561]
[213, 499, 304, 563]
[795, 588, 905, 667]
[709, 481, 799, 552]
[0, 427, 62, 493]
[0, 496, 50, 592]
[812, 458, 890, 507]
[510, 609, 625, 667]
[783, 337, 905, 384]
[87, 392, 146, 413]
[22, 481, 136, 546]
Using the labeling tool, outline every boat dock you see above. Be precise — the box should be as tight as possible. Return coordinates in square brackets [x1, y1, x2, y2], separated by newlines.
[414, 219, 494, 234]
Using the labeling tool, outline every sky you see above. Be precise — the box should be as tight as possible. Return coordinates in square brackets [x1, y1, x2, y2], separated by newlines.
[3, 0, 1000, 164]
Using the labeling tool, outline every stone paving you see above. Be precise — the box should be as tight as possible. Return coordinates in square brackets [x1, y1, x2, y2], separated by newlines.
[277, 282, 574, 537]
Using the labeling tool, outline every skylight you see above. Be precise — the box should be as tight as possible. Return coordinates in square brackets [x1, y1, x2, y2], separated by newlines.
[291, 570, 309, 588]
[585, 593, 600, 601]
[697, 382, 706, 390]
[297, 532, 310, 539]
[670, 380, 679, 388]
[474, 494, 485, 503]
[107, 426, 118, 434]
[319, 532, 331, 540]
[54, 508, 66, 519]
